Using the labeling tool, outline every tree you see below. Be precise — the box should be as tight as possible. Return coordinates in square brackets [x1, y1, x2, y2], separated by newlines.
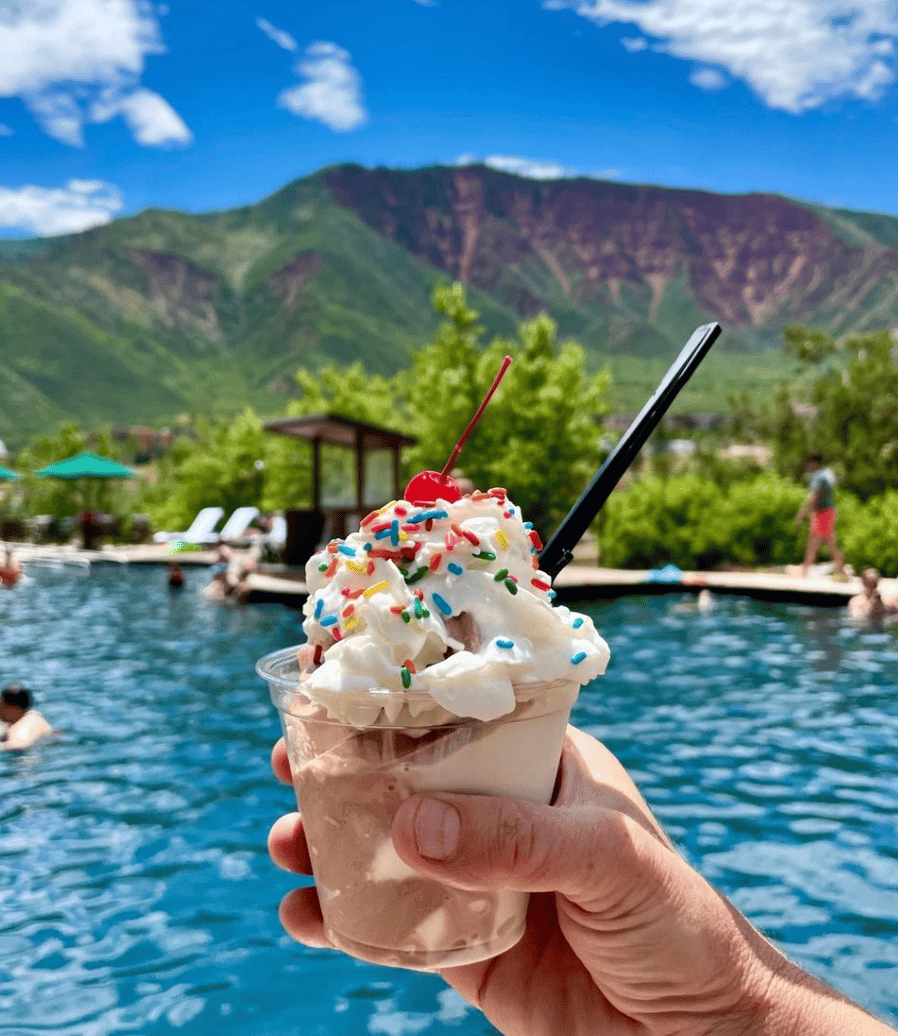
[15, 424, 123, 518]
[400, 283, 611, 539]
[767, 325, 898, 500]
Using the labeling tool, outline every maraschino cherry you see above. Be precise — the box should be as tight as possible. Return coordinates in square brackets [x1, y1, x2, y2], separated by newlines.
[404, 355, 513, 505]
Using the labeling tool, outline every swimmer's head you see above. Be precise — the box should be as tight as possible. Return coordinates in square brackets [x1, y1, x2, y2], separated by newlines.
[861, 568, 880, 591]
[1, 684, 31, 722]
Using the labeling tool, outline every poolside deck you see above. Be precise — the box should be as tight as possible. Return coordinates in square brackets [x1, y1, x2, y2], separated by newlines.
[238, 562, 879, 609]
[5, 540, 887, 608]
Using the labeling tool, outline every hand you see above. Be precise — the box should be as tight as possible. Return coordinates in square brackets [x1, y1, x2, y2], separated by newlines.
[268, 729, 895, 1036]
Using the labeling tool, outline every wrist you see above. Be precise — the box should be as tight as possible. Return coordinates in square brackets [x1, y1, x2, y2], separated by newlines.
[724, 950, 895, 1036]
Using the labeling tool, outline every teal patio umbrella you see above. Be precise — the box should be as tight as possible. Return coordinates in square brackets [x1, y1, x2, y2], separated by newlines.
[35, 451, 137, 479]
[0, 465, 21, 480]
[36, 451, 139, 548]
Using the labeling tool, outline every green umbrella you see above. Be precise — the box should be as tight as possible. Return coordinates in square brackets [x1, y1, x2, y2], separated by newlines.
[35, 451, 137, 479]
[0, 464, 20, 480]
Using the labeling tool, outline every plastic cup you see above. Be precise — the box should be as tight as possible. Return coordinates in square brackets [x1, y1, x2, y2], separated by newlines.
[257, 645, 578, 971]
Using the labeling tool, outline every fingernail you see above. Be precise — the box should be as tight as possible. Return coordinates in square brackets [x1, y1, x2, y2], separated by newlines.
[413, 797, 460, 860]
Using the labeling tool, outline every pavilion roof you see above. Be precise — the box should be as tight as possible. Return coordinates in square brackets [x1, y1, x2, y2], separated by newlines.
[262, 413, 417, 451]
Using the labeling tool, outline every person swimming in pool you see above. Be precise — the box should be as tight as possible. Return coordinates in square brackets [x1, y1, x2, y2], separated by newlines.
[0, 685, 52, 749]
[0, 548, 21, 588]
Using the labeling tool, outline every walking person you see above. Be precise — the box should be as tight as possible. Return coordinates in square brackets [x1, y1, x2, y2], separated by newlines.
[796, 453, 847, 579]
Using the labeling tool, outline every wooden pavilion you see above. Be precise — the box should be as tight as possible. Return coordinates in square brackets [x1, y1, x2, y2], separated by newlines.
[263, 413, 417, 566]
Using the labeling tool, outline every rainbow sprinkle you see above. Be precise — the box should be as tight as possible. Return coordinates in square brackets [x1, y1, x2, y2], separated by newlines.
[363, 580, 389, 598]
[400, 666, 411, 689]
[344, 560, 366, 575]
[431, 592, 452, 616]
[493, 568, 509, 582]
[320, 615, 337, 628]
[447, 562, 463, 575]
[496, 639, 514, 649]
[314, 598, 323, 619]
[496, 530, 510, 550]
[570, 651, 587, 665]
[572, 616, 584, 629]
[504, 579, 518, 595]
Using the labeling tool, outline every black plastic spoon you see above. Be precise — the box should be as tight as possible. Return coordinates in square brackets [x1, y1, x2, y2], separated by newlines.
[539, 321, 722, 579]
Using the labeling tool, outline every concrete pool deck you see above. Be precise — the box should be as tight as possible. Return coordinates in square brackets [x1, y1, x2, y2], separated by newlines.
[5, 540, 889, 609]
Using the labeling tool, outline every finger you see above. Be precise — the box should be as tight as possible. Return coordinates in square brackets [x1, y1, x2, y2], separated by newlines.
[391, 790, 672, 911]
[556, 728, 673, 848]
[271, 738, 292, 785]
[278, 887, 331, 949]
[268, 811, 314, 874]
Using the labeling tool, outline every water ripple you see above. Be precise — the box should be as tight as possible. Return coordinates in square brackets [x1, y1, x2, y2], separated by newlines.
[0, 573, 896, 1031]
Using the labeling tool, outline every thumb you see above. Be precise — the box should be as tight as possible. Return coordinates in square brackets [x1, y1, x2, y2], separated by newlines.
[391, 793, 665, 908]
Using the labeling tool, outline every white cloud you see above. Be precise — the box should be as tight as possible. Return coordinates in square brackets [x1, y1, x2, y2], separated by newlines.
[457, 154, 624, 180]
[621, 36, 648, 51]
[278, 41, 366, 131]
[546, 0, 898, 113]
[0, 0, 191, 147]
[0, 179, 123, 236]
[256, 17, 298, 52]
[0, 124, 13, 136]
[690, 67, 728, 91]
[412, 0, 438, 6]
[457, 154, 581, 179]
[91, 87, 191, 146]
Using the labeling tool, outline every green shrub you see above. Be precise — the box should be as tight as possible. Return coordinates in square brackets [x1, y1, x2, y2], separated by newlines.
[599, 473, 807, 569]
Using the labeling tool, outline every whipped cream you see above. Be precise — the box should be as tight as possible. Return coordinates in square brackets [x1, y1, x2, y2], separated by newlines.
[301, 488, 609, 721]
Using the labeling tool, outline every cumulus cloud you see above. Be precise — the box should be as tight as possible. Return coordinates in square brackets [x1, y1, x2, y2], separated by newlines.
[277, 41, 367, 131]
[456, 154, 622, 180]
[546, 0, 898, 113]
[690, 67, 728, 91]
[0, 179, 123, 236]
[621, 36, 648, 51]
[0, 0, 191, 147]
[256, 17, 298, 52]
[0, 124, 13, 137]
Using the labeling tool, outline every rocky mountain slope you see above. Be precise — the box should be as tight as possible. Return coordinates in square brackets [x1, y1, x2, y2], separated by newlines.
[2, 163, 898, 443]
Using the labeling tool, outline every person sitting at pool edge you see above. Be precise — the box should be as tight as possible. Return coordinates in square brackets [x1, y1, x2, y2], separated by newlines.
[0, 685, 52, 749]
[268, 725, 897, 1036]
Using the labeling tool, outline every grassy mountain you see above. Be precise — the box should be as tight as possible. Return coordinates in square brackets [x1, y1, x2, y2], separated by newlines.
[3, 163, 898, 444]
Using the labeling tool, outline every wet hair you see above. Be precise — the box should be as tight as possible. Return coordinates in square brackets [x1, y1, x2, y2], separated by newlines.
[1, 685, 31, 711]
[806, 452, 823, 466]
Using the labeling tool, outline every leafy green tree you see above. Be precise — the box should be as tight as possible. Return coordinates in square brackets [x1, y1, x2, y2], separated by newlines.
[400, 283, 611, 539]
[139, 410, 268, 530]
[767, 326, 898, 500]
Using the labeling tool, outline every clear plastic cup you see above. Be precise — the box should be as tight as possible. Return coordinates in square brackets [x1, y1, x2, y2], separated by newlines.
[257, 645, 578, 971]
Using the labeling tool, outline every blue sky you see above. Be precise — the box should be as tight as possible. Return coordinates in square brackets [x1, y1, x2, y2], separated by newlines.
[3, 0, 898, 237]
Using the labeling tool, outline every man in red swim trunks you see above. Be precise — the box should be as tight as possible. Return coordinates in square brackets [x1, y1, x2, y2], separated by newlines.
[795, 453, 847, 579]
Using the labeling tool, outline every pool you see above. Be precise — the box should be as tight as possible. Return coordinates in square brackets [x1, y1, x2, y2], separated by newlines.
[1, 567, 896, 1033]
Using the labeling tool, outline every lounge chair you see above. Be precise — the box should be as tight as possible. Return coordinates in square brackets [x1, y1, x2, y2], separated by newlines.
[217, 506, 260, 545]
[152, 507, 224, 544]
[265, 515, 287, 550]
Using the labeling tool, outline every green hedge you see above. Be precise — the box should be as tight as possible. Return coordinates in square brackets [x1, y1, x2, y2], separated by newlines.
[596, 473, 897, 573]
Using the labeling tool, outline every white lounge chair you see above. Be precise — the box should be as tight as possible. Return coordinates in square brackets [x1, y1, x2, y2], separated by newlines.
[265, 515, 286, 550]
[152, 507, 224, 544]
[217, 506, 260, 544]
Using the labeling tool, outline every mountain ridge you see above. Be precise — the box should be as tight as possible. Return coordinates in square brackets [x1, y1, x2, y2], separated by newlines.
[3, 163, 898, 445]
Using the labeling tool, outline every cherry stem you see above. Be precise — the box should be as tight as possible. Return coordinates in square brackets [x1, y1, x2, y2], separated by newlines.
[440, 355, 513, 479]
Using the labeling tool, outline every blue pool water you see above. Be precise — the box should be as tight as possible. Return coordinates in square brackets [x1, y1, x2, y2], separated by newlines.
[1, 567, 896, 1033]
